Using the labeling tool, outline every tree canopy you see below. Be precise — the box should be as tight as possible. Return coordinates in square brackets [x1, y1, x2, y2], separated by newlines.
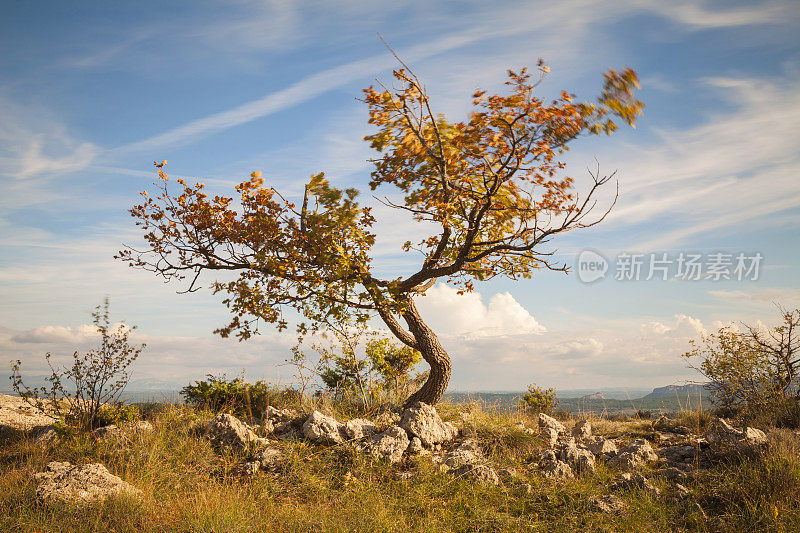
[118, 60, 642, 405]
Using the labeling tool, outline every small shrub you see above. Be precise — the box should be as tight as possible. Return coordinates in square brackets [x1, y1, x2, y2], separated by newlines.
[519, 383, 557, 415]
[96, 403, 141, 427]
[683, 306, 800, 428]
[9, 298, 144, 431]
[180, 374, 290, 421]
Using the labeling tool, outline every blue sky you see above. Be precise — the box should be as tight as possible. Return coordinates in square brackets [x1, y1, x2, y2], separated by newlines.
[1, 0, 799, 392]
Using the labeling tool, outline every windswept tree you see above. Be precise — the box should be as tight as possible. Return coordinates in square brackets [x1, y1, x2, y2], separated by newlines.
[118, 60, 642, 406]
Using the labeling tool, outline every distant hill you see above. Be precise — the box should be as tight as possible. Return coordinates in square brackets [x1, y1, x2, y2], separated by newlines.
[581, 392, 604, 400]
[644, 384, 708, 399]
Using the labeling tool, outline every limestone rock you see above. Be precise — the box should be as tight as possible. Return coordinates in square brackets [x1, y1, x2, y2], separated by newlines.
[539, 459, 574, 480]
[560, 443, 596, 474]
[609, 439, 658, 470]
[658, 444, 701, 464]
[541, 427, 559, 448]
[363, 425, 410, 463]
[572, 419, 592, 440]
[610, 472, 660, 496]
[443, 439, 482, 469]
[205, 413, 268, 450]
[407, 436, 425, 455]
[35, 461, 141, 506]
[705, 417, 767, 451]
[343, 418, 379, 440]
[265, 406, 299, 423]
[400, 402, 458, 447]
[253, 446, 284, 471]
[302, 411, 344, 445]
[584, 436, 618, 458]
[538, 413, 566, 434]
[588, 494, 625, 514]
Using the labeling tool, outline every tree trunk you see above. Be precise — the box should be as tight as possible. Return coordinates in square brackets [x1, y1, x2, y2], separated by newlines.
[401, 298, 451, 407]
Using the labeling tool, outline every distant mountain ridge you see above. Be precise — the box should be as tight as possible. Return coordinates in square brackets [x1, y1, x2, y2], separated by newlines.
[581, 392, 604, 400]
[644, 384, 708, 398]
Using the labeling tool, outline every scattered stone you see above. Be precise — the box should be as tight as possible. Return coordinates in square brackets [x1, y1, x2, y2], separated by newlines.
[374, 410, 401, 426]
[705, 417, 767, 451]
[584, 436, 618, 458]
[265, 406, 299, 423]
[658, 444, 701, 464]
[572, 419, 592, 440]
[0, 393, 59, 438]
[363, 426, 410, 463]
[343, 418, 379, 440]
[454, 463, 500, 485]
[400, 402, 458, 447]
[443, 439, 482, 469]
[35, 461, 141, 506]
[302, 411, 344, 445]
[541, 427, 559, 448]
[253, 446, 284, 471]
[610, 472, 660, 497]
[673, 426, 693, 435]
[560, 443, 596, 474]
[407, 436, 425, 455]
[205, 413, 269, 450]
[588, 494, 626, 514]
[609, 439, 658, 470]
[538, 413, 566, 435]
[539, 459, 574, 480]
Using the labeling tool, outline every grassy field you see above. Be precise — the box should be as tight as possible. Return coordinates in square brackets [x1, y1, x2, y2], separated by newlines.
[1, 401, 798, 532]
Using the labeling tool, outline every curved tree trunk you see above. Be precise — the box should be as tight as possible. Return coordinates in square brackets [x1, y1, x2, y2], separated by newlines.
[401, 298, 451, 407]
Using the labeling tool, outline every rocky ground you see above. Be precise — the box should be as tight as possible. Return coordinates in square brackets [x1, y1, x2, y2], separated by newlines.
[1, 396, 797, 531]
[0, 393, 58, 436]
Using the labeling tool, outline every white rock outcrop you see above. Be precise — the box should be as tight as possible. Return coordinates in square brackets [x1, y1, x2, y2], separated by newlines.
[35, 461, 141, 505]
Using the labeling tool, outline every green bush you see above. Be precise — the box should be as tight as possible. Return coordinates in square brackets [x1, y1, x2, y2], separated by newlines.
[95, 403, 141, 427]
[683, 306, 800, 428]
[180, 375, 291, 421]
[519, 383, 558, 415]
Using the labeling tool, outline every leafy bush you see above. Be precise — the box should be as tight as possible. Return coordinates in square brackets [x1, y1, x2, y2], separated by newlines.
[180, 375, 291, 421]
[9, 298, 144, 431]
[684, 306, 800, 427]
[519, 383, 558, 415]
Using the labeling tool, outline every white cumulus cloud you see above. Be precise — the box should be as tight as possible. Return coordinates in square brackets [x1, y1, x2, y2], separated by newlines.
[416, 283, 546, 339]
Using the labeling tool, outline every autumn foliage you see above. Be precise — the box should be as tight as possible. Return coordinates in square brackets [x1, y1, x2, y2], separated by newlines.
[118, 61, 642, 405]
